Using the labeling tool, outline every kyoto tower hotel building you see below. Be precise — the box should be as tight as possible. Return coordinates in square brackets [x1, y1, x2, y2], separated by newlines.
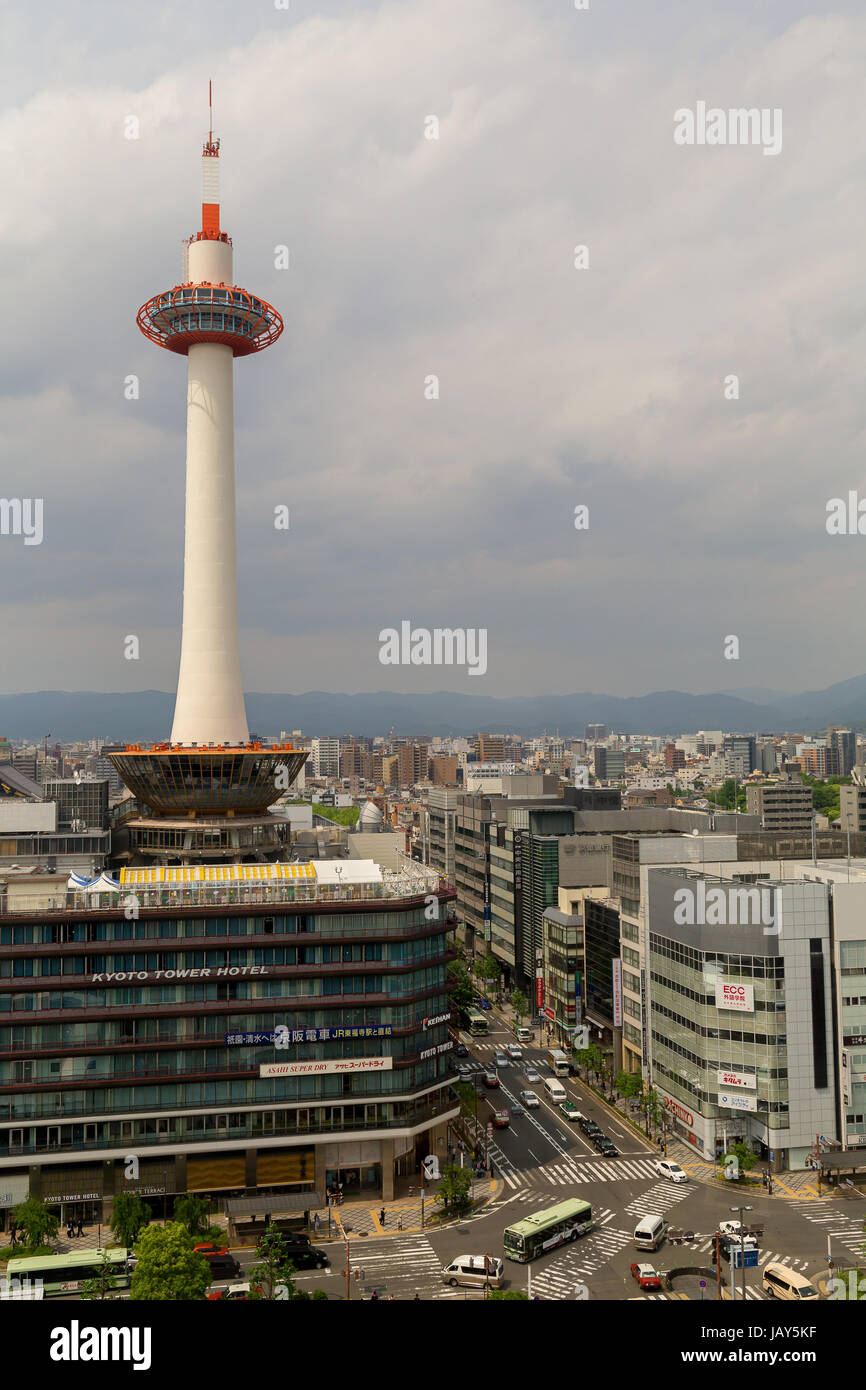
[0, 108, 457, 1224]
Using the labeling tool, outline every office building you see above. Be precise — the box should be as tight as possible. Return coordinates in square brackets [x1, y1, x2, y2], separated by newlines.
[43, 779, 110, 832]
[664, 744, 685, 773]
[644, 868, 837, 1168]
[827, 728, 856, 779]
[477, 734, 505, 762]
[723, 734, 757, 778]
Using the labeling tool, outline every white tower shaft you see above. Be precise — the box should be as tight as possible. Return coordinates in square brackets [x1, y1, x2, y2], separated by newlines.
[170, 237, 249, 746]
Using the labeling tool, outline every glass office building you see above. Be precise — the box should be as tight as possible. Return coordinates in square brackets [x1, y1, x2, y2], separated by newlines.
[0, 860, 458, 1223]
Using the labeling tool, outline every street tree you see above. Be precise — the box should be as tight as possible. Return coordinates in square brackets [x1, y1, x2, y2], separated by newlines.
[454, 1081, 480, 1120]
[474, 953, 502, 1002]
[11, 1198, 58, 1249]
[724, 1140, 757, 1176]
[489, 1289, 528, 1300]
[171, 1193, 216, 1240]
[576, 1042, 605, 1083]
[246, 1227, 300, 1300]
[616, 1070, 642, 1102]
[642, 1086, 667, 1137]
[110, 1192, 151, 1250]
[447, 958, 475, 1012]
[79, 1250, 123, 1301]
[129, 1222, 211, 1301]
[434, 1164, 473, 1216]
[511, 988, 528, 1023]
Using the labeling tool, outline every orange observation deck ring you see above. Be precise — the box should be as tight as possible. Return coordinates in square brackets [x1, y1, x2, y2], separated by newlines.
[136, 282, 283, 357]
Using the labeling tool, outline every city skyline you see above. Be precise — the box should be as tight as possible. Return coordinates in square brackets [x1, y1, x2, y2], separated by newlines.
[2, 0, 866, 697]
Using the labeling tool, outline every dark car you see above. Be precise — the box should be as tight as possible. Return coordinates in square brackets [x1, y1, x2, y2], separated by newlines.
[483, 1072, 500, 1088]
[286, 1246, 330, 1271]
[256, 1231, 312, 1258]
[475, 998, 493, 1011]
[203, 1253, 241, 1280]
[455, 1042, 469, 1057]
[579, 1116, 602, 1136]
[597, 1139, 620, 1157]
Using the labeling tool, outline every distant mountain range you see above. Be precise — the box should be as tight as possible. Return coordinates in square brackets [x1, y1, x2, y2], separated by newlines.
[2, 677, 866, 741]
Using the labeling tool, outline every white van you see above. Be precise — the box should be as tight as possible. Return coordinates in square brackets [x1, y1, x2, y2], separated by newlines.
[515, 1027, 532, 1043]
[633, 1215, 667, 1251]
[543, 1078, 567, 1103]
[441, 1255, 504, 1289]
[762, 1263, 819, 1301]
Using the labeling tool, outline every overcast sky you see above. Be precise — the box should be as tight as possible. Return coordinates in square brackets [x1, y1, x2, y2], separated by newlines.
[1, 0, 864, 701]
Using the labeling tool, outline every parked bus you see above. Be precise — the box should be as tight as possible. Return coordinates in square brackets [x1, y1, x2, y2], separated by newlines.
[462, 1007, 489, 1036]
[503, 1199, 593, 1263]
[5, 1248, 131, 1298]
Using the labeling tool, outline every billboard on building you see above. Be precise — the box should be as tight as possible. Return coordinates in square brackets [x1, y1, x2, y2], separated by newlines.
[716, 1068, 756, 1090]
[715, 981, 754, 1013]
[260, 1058, 393, 1078]
[717, 1090, 758, 1112]
[612, 959, 623, 1027]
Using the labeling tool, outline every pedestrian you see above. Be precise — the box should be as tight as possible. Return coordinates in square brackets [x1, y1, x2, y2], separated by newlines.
[313, 1212, 320, 1236]
[489, 1160, 495, 1179]
[379, 1208, 386, 1227]
[9, 1227, 16, 1248]
[76, 1219, 84, 1238]
[67, 1224, 74, 1240]
[397, 1215, 403, 1231]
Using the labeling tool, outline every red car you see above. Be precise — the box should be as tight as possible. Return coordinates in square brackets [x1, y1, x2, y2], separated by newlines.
[492, 1109, 510, 1129]
[631, 1262, 662, 1291]
[482, 1072, 500, 1088]
[194, 1243, 228, 1257]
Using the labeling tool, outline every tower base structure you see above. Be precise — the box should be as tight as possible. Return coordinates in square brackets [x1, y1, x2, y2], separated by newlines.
[106, 743, 308, 865]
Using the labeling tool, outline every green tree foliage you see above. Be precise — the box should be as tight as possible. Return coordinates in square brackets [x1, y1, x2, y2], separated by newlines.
[724, 1140, 757, 1174]
[434, 1164, 473, 1216]
[311, 804, 360, 826]
[79, 1250, 123, 1301]
[11, 1198, 58, 1249]
[447, 958, 476, 1012]
[511, 988, 528, 1023]
[801, 774, 848, 822]
[489, 1288, 528, 1299]
[110, 1192, 151, 1250]
[246, 1227, 300, 1300]
[706, 779, 746, 811]
[171, 1193, 211, 1238]
[129, 1223, 211, 1301]
[576, 1042, 605, 1081]
[615, 1070, 642, 1101]
[454, 1081, 479, 1119]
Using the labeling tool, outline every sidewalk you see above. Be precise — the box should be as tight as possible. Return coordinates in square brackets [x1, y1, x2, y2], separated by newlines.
[304, 1178, 500, 1241]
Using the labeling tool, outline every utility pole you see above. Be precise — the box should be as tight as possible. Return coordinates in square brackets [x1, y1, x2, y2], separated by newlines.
[345, 1236, 351, 1302]
[715, 1234, 722, 1299]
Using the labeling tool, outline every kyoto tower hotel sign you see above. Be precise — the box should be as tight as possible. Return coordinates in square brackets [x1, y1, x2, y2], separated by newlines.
[109, 94, 306, 849]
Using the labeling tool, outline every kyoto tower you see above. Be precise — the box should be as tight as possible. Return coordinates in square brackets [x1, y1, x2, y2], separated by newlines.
[108, 91, 307, 862]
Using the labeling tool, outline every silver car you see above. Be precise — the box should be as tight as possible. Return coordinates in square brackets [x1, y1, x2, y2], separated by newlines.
[520, 1089, 540, 1109]
[524, 1067, 541, 1083]
[494, 1051, 509, 1067]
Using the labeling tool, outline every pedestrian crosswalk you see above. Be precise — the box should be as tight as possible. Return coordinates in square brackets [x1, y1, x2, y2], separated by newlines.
[338, 1234, 445, 1299]
[496, 1156, 666, 1191]
[787, 1200, 866, 1258]
[623, 1181, 692, 1219]
[527, 1210, 633, 1300]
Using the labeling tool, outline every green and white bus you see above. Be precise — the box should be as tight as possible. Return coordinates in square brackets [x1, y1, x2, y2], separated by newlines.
[503, 1199, 593, 1263]
[462, 1007, 489, 1036]
[5, 1247, 131, 1297]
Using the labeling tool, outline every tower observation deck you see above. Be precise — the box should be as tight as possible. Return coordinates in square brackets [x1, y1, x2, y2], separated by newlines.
[108, 92, 306, 859]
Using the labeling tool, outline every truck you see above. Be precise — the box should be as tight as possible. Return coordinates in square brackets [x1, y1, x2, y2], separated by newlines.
[547, 1048, 570, 1077]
